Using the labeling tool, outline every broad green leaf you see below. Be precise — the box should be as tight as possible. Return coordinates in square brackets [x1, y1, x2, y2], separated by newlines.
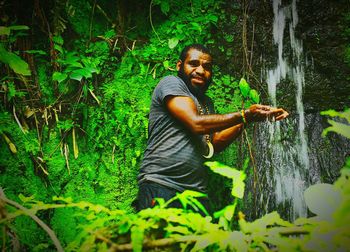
[18, 194, 35, 203]
[224, 205, 236, 221]
[214, 204, 236, 220]
[168, 37, 179, 49]
[131, 226, 144, 252]
[52, 72, 67, 83]
[72, 68, 92, 78]
[188, 197, 209, 216]
[208, 14, 219, 23]
[191, 22, 202, 32]
[163, 60, 169, 69]
[242, 211, 292, 233]
[165, 225, 190, 235]
[192, 233, 221, 251]
[205, 161, 241, 179]
[128, 116, 133, 128]
[24, 50, 46, 55]
[8, 25, 29, 31]
[232, 180, 245, 198]
[118, 221, 132, 234]
[65, 54, 80, 65]
[69, 72, 83, 81]
[229, 231, 248, 252]
[53, 35, 64, 45]
[0, 44, 31, 75]
[68, 61, 84, 68]
[304, 183, 341, 221]
[249, 89, 260, 103]
[160, 1, 170, 14]
[181, 190, 207, 198]
[54, 44, 64, 54]
[322, 120, 350, 139]
[239, 78, 250, 98]
[0, 26, 11, 36]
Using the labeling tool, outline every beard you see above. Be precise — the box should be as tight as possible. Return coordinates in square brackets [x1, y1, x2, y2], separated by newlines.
[178, 66, 212, 98]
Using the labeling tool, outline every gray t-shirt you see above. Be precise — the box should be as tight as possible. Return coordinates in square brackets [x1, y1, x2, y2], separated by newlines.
[138, 75, 214, 193]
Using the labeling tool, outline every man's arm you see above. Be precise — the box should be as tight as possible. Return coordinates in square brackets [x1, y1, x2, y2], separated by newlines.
[165, 95, 288, 152]
[165, 96, 245, 135]
[212, 124, 243, 153]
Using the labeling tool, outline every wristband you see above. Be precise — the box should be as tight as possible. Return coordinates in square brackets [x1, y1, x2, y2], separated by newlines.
[241, 109, 247, 124]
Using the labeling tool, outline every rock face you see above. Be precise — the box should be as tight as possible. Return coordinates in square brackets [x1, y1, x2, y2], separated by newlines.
[213, 0, 350, 221]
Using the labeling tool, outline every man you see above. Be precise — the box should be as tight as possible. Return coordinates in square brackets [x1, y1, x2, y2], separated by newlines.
[136, 44, 288, 212]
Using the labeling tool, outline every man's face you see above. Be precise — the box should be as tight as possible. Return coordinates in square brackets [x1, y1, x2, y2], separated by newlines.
[177, 48, 213, 95]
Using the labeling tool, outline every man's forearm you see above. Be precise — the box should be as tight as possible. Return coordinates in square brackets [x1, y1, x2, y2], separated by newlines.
[190, 112, 244, 135]
[212, 123, 244, 152]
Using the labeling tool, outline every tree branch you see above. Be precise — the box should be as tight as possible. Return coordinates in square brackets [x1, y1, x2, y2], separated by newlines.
[0, 188, 64, 252]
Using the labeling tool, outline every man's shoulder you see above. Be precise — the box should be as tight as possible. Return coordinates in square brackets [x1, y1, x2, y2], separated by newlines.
[155, 75, 187, 92]
[158, 75, 183, 86]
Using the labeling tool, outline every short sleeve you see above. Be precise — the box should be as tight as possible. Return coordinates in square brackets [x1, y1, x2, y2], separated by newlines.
[154, 76, 191, 104]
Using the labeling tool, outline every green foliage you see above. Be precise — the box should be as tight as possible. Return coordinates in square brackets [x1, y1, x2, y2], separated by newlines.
[3, 0, 348, 251]
[321, 109, 350, 138]
[239, 77, 260, 104]
[0, 25, 31, 75]
[2, 150, 350, 251]
[206, 161, 246, 199]
[0, 43, 31, 76]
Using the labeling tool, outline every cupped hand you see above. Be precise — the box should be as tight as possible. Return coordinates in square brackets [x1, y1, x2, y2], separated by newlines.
[245, 104, 289, 123]
[268, 107, 289, 121]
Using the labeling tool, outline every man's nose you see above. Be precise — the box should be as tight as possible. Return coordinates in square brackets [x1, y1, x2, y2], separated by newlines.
[195, 65, 204, 74]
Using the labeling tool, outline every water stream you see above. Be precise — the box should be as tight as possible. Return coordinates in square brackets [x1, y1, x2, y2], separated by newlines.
[256, 0, 311, 220]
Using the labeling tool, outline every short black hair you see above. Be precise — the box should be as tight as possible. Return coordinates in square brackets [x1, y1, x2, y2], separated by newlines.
[179, 44, 212, 62]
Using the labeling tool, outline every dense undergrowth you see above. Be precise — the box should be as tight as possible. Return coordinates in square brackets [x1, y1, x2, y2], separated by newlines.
[1, 0, 350, 251]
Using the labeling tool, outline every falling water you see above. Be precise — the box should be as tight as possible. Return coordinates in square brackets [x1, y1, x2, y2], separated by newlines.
[257, 0, 310, 220]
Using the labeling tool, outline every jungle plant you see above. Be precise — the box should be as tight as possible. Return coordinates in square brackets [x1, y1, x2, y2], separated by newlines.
[1, 143, 349, 251]
[0, 25, 31, 76]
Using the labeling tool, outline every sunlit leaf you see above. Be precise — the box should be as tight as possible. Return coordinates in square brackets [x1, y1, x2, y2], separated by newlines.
[54, 44, 64, 54]
[53, 35, 64, 45]
[188, 197, 209, 216]
[165, 225, 190, 235]
[163, 60, 169, 69]
[24, 50, 46, 55]
[249, 89, 260, 103]
[0, 44, 31, 76]
[232, 180, 245, 198]
[168, 37, 179, 49]
[239, 78, 250, 98]
[205, 161, 241, 179]
[304, 183, 341, 221]
[322, 120, 350, 139]
[160, 1, 170, 14]
[8, 25, 29, 31]
[229, 231, 248, 251]
[18, 194, 35, 203]
[321, 109, 350, 123]
[52, 72, 67, 83]
[131, 225, 144, 252]
[0, 26, 11, 36]
[69, 72, 83, 81]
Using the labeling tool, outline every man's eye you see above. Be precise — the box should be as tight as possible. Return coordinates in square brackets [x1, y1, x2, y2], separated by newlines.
[203, 64, 212, 70]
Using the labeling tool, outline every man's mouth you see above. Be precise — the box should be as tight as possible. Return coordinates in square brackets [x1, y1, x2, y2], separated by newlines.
[191, 76, 205, 84]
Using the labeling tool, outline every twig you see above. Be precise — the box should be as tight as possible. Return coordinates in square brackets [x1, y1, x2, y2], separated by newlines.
[12, 106, 25, 134]
[0, 188, 64, 252]
[89, 0, 97, 41]
[96, 3, 115, 25]
[108, 236, 197, 251]
[149, 0, 163, 44]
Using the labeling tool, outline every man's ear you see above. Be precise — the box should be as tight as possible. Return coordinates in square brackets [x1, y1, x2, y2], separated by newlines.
[176, 60, 182, 71]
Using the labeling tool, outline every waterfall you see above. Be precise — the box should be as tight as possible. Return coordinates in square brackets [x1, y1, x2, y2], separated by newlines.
[256, 0, 311, 220]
